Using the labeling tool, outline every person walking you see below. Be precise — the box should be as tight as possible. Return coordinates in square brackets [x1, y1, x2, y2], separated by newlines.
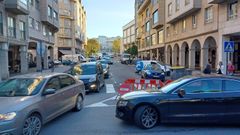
[217, 61, 224, 74]
[203, 63, 211, 74]
[227, 61, 235, 76]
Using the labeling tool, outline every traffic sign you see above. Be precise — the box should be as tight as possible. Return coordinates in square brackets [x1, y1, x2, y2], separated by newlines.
[224, 41, 235, 52]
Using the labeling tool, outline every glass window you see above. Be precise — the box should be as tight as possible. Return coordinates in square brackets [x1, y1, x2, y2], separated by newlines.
[153, 10, 159, 24]
[151, 34, 156, 45]
[146, 21, 150, 32]
[168, 3, 172, 17]
[59, 75, 75, 88]
[0, 12, 3, 35]
[49, 31, 52, 36]
[224, 80, 240, 92]
[145, 36, 150, 46]
[7, 17, 16, 38]
[53, 10, 58, 20]
[29, 17, 34, 28]
[42, 25, 47, 36]
[35, 21, 40, 31]
[0, 78, 45, 97]
[158, 30, 163, 44]
[182, 19, 186, 32]
[180, 80, 222, 94]
[19, 21, 26, 40]
[146, 8, 150, 17]
[19, 0, 28, 9]
[205, 6, 213, 23]
[45, 77, 61, 91]
[48, 6, 52, 17]
[29, 0, 34, 6]
[167, 27, 170, 37]
[176, 0, 180, 11]
[35, 0, 39, 9]
[192, 15, 197, 28]
[152, 0, 158, 5]
[228, 1, 238, 20]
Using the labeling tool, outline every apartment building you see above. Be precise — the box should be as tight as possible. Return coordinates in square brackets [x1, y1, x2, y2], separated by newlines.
[210, 0, 240, 73]
[28, 0, 59, 71]
[122, 19, 136, 52]
[55, 0, 87, 60]
[0, 0, 29, 80]
[98, 36, 120, 53]
[135, 0, 165, 62]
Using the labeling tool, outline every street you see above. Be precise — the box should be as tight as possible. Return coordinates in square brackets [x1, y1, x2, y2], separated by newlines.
[40, 60, 240, 135]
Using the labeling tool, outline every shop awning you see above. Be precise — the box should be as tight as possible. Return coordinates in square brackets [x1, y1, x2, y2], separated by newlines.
[59, 50, 73, 55]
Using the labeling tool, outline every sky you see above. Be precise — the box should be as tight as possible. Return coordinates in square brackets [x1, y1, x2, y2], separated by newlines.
[82, 0, 135, 38]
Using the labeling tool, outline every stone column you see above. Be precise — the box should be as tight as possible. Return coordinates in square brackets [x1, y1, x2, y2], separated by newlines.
[189, 49, 196, 69]
[179, 49, 185, 67]
[172, 50, 178, 66]
[20, 46, 28, 74]
[150, 50, 153, 60]
[36, 41, 42, 72]
[156, 48, 159, 61]
[0, 43, 9, 80]
[201, 48, 208, 71]
[53, 47, 58, 60]
[43, 44, 48, 70]
[165, 48, 169, 65]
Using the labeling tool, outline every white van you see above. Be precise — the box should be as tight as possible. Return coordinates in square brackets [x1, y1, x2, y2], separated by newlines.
[120, 53, 131, 64]
[62, 54, 86, 63]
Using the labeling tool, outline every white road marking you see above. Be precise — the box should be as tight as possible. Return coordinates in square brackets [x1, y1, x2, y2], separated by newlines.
[85, 96, 117, 108]
[106, 84, 116, 93]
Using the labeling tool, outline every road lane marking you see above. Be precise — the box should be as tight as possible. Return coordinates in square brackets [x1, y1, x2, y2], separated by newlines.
[106, 84, 116, 93]
[85, 96, 117, 108]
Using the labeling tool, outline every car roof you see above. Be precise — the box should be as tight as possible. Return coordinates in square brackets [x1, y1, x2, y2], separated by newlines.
[12, 72, 68, 79]
[81, 62, 98, 65]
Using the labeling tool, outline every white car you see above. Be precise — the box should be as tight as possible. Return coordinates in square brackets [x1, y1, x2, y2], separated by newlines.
[136, 60, 171, 75]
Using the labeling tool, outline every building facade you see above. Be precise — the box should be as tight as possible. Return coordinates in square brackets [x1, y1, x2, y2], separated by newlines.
[135, 0, 165, 62]
[0, 0, 29, 80]
[122, 19, 136, 52]
[28, 0, 59, 71]
[54, 0, 86, 60]
[98, 36, 120, 53]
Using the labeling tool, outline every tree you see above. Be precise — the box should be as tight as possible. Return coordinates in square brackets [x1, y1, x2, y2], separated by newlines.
[112, 38, 121, 54]
[125, 45, 138, 56]
[86, 38, 100, 57]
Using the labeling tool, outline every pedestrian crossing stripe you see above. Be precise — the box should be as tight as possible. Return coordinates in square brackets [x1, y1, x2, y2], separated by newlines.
[106, 84, 115, 93]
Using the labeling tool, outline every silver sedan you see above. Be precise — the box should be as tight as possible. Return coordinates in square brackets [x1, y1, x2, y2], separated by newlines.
[0, 73, 85, 135]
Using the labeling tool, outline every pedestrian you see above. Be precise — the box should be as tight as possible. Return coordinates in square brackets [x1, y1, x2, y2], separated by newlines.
[216, 61, 224, 74]
[50, 60, 55, 72]
[203, 63, 211, 74]
[227, 61, 235, 76]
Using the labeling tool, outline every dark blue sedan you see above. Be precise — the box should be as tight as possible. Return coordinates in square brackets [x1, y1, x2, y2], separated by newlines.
[141, 64, 165, 82]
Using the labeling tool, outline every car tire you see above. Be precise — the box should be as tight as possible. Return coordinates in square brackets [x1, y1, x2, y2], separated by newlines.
[134, 105, 159, 129]
[73, 95, 83, 112]
[22, 114, 42, 135]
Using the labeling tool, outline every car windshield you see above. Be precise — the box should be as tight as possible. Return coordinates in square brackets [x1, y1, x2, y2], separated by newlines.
[160, 78, 190, 93]
[79, 65, 97, 75]
[99, 60, 108, 64]
[0, 78, 45, 97]
[150, 64, 162, 72]
[123, 55, 130, 58]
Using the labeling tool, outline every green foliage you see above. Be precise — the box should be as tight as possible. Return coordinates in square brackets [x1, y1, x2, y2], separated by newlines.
[125, 45, 138, 56]
[86, 38, 100, 57]
[112, 38, 121, 54]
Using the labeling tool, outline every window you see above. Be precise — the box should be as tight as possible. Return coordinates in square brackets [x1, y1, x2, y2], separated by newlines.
[19, 0, 28, 9]
[59, 75, 75, 88]
[35, 0, 40, 9]
[43, 25, 47, 36]
[152, 0, 158, 5]
[0, 12, 3, 35]
[29, 0, 34, 6]
[167, 27, 170, 37]
[205, 6, 213, 23]
[35, 21, 40, 31]
[29, 17, 34, 28]
[7, 17, 16, 38]
[53, 10, 58, 20]
[153, 10, 159, 24]
[182, 19, 186, 32]
[173, 23, 177, 34]
[49, 31, 52, 36]
[192, 15, 197, 28]
[185, 0, 190, 5]
[19, 21, 26, 40]
[228, 1, 238, 20]
[151, 34, 156, 45]
[158, 30, 163, 44]
[146, 36, 150, 47]
[224, 80, 240, 92]
[48, 6, 52, 17]
[180, 80, 222, 94]
[146, 21, 150, 32]
[168, 3, 173, 17]
[176, 0, 180, 11]
[44, 77, 61, 90]
[146, 8, 150, 17]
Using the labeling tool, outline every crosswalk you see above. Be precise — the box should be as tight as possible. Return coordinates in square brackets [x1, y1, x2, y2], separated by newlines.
[106, 84, 115, 93]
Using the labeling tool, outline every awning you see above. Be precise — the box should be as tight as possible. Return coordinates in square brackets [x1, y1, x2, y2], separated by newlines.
[59, 50, 73, 55]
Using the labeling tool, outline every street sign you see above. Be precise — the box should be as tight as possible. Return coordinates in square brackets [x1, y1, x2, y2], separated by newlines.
[224, 41, 235, 52]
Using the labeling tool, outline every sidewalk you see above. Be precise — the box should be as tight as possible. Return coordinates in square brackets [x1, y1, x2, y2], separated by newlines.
[10, 65, 72, 77]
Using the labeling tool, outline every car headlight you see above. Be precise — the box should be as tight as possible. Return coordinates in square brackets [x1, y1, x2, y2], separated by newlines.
[89, 77, 96, 82]
[117, 100, 128, 107]
[146, 71, 151, 75]
[0, 112, 16, 121]
[104, 70, 108, 74]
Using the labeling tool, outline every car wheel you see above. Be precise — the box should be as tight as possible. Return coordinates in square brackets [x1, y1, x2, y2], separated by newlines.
[134, 106, 159, 129]
[73, 95, 83, 112]
[22, 114, 42, 135]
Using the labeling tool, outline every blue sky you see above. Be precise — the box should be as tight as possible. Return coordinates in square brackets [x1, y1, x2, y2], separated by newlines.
[82, 0, 135, 38]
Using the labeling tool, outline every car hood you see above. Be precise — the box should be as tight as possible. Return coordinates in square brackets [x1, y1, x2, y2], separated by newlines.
[121, 90, 162, 100]
[0, 96, 38, 114]
[78, 74, 96, 80]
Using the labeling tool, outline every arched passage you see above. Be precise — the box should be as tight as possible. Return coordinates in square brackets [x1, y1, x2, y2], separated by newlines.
[167, 45, 172, 66]
[191, 40, 201, 69]
[181, 42, 189, 68]
[48, 46, 54, 60]
[203, 37, 217, 69]
[173, 44, 180, 66]
[28, 42, 37, 68]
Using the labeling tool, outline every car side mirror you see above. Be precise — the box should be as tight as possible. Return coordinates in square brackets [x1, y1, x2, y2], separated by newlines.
[43, 89, 56, 96]
[177, 89, 186, 98]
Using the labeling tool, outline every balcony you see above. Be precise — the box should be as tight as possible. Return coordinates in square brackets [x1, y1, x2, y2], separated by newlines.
[208, 0, 226, 4]
[166, 0, 201, 24]
[137, 0, 151, 14]
[5, 0, 29, 15]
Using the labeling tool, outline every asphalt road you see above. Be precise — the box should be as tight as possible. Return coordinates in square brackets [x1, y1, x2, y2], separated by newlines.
[41, 60, 240, 135]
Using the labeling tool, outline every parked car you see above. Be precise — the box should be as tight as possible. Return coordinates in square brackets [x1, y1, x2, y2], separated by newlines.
[103, 56, 113, 65]
[54, 60, 62, 65]
[136, 60, 171, 76]
[116, 75, 240, 129]
[120, 53, 131, 64]
[141, 64, 165, 82]
[98, 59, 109, 65]
[68, 62, 105, 92]
[102, 64, 110, 78]
[0, 73, 85, 135]
[62, 60, 73, 65]
[88, 57, 97, 62]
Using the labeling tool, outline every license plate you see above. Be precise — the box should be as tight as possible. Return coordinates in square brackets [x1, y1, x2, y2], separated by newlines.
[153, 75, 159, 78]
